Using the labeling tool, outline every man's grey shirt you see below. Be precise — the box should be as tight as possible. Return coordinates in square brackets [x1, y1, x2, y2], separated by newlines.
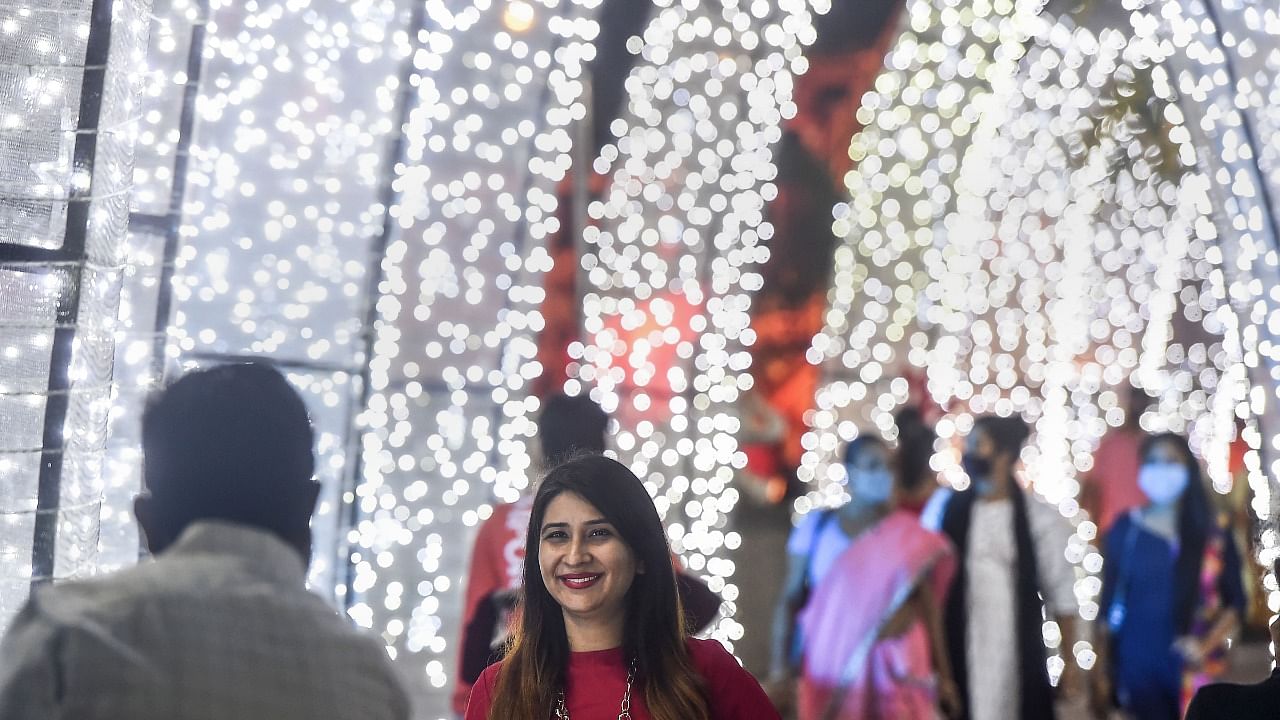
[0, 520, 410, 719]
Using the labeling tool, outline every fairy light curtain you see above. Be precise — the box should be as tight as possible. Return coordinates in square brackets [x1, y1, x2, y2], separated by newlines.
[98, 0, 209, 575]
[568, 0, 827, 652]
[802, 0, 1280, 671]
[1143, 0, 1280, 613]
[6, 3, 1280, 718]
[346, 0, 605, 710]
[156, 0, 417, 600]
[0, 0, 152, 627]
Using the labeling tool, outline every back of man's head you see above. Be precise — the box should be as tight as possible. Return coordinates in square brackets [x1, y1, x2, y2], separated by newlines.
[538, 393, 608, 467]
[137, 362, 316, 557]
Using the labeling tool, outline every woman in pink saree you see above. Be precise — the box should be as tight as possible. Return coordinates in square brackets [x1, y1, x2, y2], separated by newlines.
[797, 418, 959, 720]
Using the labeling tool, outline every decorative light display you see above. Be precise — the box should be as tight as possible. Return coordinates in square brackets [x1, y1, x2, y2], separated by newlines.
[571, 0, 826, 649]
[345, 0, 605, 705]
[7, 4, 1280, 720]
[922, 4, 1232, 679]
[1131, 0, 1280, 639]
[802, 0, 1280, 673]
[0, 0, 153, 627]
[802, 0, 1028, 505]
[155, 0, 416, 603]
[99, 0, 209, 574]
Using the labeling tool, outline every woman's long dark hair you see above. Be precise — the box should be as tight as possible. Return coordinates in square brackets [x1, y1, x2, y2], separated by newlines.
[1140, 432, 1212, 633]
[487, 454, 709, 720]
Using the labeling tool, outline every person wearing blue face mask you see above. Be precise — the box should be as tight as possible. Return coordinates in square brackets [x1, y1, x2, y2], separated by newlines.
[767, 435, 892, 713]
[792, 414, 961, 720]
[1092, 432, 1245, 720]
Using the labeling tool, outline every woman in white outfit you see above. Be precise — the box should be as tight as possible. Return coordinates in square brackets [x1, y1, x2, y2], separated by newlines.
[929, 415, 1079, 720]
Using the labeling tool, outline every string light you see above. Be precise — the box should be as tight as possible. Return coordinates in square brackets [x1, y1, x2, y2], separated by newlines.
[800, 0, 1278, 678]
[146, 0, 417, 606]
[569, 0, 826, 650]
[801, 0, 1029, 509]
[99, 0, 211, 574]
[1129, 0, 1280, 636]
[0, 0, 152, 625]
[347, 0, 603, 697]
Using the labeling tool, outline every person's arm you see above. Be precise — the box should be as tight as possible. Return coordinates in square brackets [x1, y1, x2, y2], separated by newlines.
[918, 579, 961, 718]
[0, 596, 61, 719]
[768, 513, 820, 683]
[769, 552, 809, 679]
[763, 551, 808, 714]
[1178, 609, 1240, 667]
[1091, 520, 1124, 716]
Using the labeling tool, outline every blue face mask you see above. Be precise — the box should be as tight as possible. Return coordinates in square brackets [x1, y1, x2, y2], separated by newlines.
[961, 452, 991, 481]
[1138, 462, 1189, 505]
[849, 467, 893, 503]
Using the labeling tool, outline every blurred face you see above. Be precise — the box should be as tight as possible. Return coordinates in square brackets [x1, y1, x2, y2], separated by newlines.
[1138, 439, 1191, 506]
[961, 427, 998, 486]
[964, 428, 995, 458]
[538, 492, 641, 626]
[846, 443, 892, 502]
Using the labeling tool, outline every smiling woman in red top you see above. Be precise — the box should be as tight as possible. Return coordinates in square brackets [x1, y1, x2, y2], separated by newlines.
[465, 454, 779, 720]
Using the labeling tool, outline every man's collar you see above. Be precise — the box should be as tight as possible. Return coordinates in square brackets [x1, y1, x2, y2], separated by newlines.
[166, 520, 308, 587]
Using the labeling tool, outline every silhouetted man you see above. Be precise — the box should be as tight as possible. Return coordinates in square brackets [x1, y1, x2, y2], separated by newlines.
[0, 363, 409, 719]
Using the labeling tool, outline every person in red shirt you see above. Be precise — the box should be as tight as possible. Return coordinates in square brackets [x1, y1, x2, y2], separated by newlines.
[454, 394, 720, 714]
[453, 394, 609, 714]
[1082, 386, 1153, 535]
[465, 454, 779, 720]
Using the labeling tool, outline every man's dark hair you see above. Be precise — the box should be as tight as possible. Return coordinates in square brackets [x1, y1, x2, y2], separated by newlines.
[537, 393, 607, 467]
[141, 362, 315, 549]
[894, 406, 937, 494]
[973, 414, 1032, 461]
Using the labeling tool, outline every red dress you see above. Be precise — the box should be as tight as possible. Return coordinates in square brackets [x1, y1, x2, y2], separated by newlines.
[465, 638, 780, 720]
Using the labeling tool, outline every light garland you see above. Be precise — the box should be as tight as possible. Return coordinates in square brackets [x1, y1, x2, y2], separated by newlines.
[154, 0, 417, 603]
[7, 5, 1280, 719]
[571, 0, 826, 649]
[99, 0, 209, 574]
[0, 0, 153, 626]
[1128, 0, 1280, 643]
[800, 0, 1271, 679]
[800, 0, 1040, 508]
[347, 0, 604, 704]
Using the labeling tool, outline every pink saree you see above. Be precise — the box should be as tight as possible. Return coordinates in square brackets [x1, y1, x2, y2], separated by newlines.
[797, 509, 956, 720]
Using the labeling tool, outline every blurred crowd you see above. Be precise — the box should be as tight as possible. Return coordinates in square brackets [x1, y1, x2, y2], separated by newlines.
[0, 366, 1273, 720]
